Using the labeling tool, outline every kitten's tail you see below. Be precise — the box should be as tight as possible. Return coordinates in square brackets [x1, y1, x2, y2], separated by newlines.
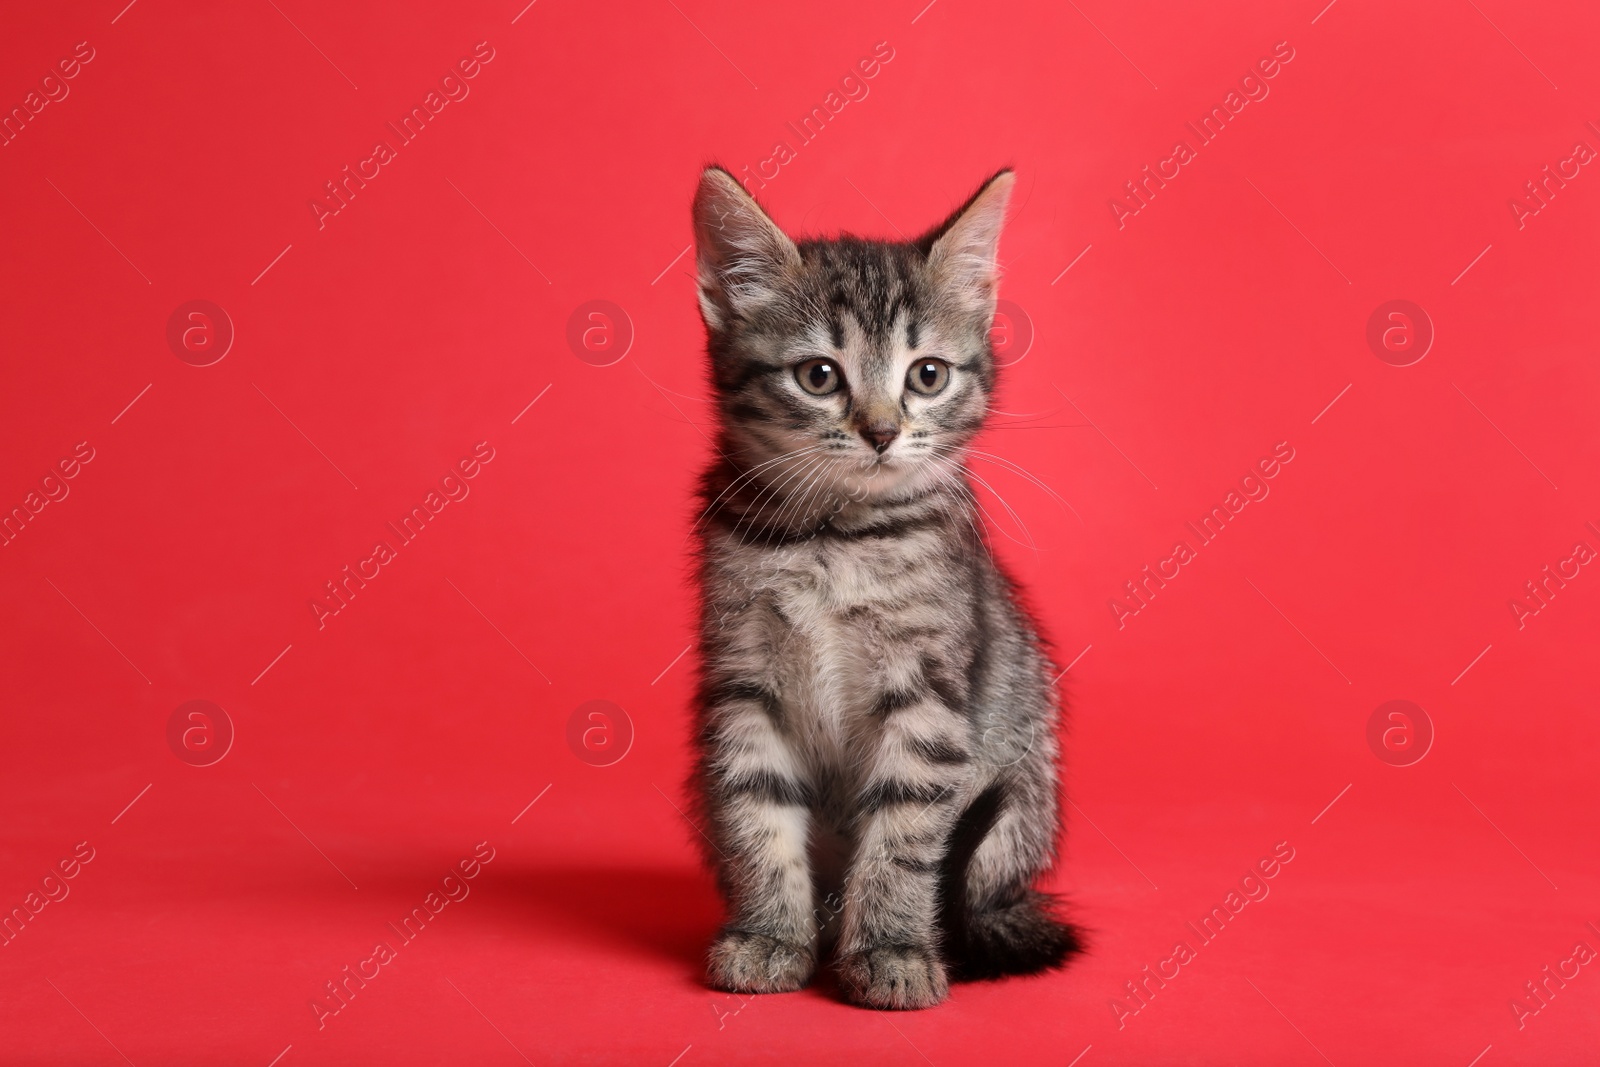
[939, 785, 1085, 980]
[947, 890, 1082, 980]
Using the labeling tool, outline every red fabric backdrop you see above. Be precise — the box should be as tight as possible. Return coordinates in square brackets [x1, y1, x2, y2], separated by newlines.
[2, 1, 1597, 1063]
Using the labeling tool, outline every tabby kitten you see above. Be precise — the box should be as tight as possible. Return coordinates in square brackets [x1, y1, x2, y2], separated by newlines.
[688, 166, 1079, 1010]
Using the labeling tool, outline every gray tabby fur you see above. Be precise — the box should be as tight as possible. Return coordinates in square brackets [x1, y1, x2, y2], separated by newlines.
[688, 166, 1079, 1010]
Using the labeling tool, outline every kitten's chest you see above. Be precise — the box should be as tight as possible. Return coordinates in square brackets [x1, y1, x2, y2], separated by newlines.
[773, 536, 910, 619]
[760, 534, 946, 734]
[767, 552, 889, 765]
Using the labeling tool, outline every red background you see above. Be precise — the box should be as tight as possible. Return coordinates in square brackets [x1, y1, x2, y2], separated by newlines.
[3, 1, 1598, 1063]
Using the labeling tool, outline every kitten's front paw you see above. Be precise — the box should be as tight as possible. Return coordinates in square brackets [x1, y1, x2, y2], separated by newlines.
[837, 944, 949, 1010]
[707, 930, 814, 993]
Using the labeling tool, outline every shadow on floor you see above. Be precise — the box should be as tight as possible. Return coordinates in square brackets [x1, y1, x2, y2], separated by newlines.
[489, 864, 723, 971]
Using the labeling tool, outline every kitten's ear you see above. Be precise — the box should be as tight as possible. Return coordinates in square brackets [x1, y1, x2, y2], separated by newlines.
[919, 169, 1015, 313]
[692, 167, 801, 332]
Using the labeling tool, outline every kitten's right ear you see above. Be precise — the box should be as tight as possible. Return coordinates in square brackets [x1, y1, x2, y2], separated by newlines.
[692, 167, 800, 332]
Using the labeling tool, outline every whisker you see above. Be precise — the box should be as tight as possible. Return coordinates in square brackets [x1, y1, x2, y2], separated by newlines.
[963, 467, 1038, 551]
[761, 457, 835, 547]
[736, 454, 827, 548]
[927, 465, 989, 549]
[692, 444, 827, 532]
[759, 455, 831, 544]
[710, 442, 824, 503]
[777, 454, 842, 542]
[795, 454, 851, 533]
[924, 441, 1081, 529]
[987, 403, 1078, 427]
[958, 447, 1084, 526]
[922, 447, 1037, 552]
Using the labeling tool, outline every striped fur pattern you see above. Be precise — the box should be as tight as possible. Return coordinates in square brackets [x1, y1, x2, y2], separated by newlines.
[688, 167, 1079, 1010]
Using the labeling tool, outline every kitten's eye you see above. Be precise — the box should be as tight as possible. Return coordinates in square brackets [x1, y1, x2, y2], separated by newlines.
[795, 358, 842, 396]
[906, 358, 950, 396]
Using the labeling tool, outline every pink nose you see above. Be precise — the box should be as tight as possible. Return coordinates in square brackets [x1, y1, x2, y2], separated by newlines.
[861, 425, 899, 453]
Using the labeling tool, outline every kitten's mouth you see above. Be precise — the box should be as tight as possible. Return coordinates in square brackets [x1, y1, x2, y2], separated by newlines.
[837, 454, 917, 499]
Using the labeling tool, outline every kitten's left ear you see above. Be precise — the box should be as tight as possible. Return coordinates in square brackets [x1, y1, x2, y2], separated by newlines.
[919, 169, 1015, 313]
[692, 167, 801, 332]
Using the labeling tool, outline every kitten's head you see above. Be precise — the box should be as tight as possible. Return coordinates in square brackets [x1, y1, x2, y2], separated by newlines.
[692, 167, 1013, 508]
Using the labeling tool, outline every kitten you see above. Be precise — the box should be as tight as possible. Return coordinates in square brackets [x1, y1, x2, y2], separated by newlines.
[688, 166, 1079, 1010]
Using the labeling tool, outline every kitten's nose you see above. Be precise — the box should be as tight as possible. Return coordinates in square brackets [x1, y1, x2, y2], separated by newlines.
[861, 424, 900, 453]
